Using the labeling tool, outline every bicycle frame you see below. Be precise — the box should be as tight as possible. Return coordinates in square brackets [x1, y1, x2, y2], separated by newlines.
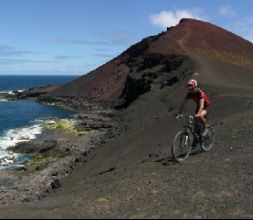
[172, 114, 214, 162]
[183, 115, 203, 139]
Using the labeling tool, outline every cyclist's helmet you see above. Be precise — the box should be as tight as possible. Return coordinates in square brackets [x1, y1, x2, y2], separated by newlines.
[187, 79, 198, 92]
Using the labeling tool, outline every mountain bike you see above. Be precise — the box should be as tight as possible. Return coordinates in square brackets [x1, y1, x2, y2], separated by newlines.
[172, 114, 215, 162]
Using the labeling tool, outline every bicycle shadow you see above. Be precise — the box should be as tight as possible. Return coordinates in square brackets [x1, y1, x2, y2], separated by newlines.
[150, 156, 177, 166]
[189, 148, 205, 157]
[141, 153, 177, 166]
[143, 147, 205, 167]
[155, 148, 205, 166]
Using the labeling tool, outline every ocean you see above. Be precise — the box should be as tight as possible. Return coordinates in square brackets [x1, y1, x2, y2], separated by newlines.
[0, 75, 78, 168]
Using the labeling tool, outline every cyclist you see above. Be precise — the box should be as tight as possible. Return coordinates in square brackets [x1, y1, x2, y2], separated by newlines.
[176, 79, 211, 144]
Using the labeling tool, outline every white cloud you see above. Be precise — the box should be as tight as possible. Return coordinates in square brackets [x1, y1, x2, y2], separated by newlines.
[55, 55, 82, 60]
[0, 58, 60, 65]
[48, 38, 109, 46]
[0, 44, 41, 57]
[219, 6, 236, 18]
[48, 32, 134, 47]
[150, 9, 204, 29]
[95, 31, 134, 46]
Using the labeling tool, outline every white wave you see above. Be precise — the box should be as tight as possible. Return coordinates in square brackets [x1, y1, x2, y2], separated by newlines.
[0, 124, 43, 150]
[8, 91, 15, 95]
[33, 118, 56, 125]
[0, 124, 43, 167]
[33, 119, 45, 123]
[0, 99, 8, 102]
[0, 89, 25, 95]
[0, 90, 15, 95]
[0, 117, 68, 168]
[0, 90, 11, 94]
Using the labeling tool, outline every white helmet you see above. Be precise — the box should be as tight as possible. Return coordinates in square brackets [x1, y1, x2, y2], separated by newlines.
[187, 79, 198, 91]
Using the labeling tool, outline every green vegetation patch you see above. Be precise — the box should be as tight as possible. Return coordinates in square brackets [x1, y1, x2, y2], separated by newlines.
[17, 153, 57, 172]
[96, 197, 110, 203]
[26, 154, 57, 170]
[44, 119, 88, 136]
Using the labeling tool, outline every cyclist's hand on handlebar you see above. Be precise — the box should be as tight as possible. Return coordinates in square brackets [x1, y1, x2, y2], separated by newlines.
[175, 114, 183, 119]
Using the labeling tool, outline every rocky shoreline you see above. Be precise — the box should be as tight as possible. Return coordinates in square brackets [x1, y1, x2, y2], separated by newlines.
[0, 86, 124, 206]
[0, 84, 61, 101]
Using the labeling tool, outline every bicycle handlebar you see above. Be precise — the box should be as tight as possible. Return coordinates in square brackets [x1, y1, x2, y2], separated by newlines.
[176, 114, 194, 120]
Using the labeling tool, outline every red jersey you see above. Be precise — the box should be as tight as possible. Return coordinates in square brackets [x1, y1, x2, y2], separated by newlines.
[185, 88, 210, 108]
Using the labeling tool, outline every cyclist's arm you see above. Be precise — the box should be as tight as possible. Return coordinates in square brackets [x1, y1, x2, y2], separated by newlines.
[178, 99, 188, 115]
[196, 98, 205, 115]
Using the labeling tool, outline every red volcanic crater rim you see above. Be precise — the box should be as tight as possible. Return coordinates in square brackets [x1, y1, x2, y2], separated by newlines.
[48, 18, 253, 102]
[151, 18, 253, 57]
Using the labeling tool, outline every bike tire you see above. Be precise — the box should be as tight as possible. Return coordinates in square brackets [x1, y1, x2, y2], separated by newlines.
[200, 125, 215, 152]
[172, 130, 192, 162]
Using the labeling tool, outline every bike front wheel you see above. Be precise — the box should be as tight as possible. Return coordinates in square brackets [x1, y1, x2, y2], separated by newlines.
[172, 130, 192, 162]
[201, 125, 215, 151]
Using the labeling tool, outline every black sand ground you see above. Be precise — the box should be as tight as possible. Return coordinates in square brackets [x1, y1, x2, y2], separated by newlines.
[0, 59, 252, 218]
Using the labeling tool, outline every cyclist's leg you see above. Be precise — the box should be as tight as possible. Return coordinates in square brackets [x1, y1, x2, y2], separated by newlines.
[200, 108, 209, 136]
[194, 109, 203, 133]
[192, 109, 202, 147]
[194, 108, 208, 137]
[198, 109, 207, 128]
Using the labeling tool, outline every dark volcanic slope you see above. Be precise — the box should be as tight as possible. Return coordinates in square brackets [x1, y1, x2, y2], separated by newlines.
[48, 18, 253, 106]
[2, 68, 253, 218]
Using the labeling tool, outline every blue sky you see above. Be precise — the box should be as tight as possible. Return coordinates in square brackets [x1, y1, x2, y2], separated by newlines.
[0, 0, 252, 75]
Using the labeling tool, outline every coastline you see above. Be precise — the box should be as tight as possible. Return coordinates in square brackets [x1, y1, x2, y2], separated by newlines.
[0, 87, 121, 206]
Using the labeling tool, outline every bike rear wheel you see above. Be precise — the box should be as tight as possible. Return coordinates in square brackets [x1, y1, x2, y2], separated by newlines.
[200, 125, 214, 151]
[172, 130, 192, 162]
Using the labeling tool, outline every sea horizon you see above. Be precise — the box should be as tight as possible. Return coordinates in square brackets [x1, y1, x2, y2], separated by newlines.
[0, 75, 79, 91]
